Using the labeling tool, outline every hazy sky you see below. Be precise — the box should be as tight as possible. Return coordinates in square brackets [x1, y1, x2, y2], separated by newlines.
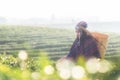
[0, 0, 120, 21]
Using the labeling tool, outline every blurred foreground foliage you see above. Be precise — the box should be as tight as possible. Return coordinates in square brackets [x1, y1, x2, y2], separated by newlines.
[0, 51, 120, 80]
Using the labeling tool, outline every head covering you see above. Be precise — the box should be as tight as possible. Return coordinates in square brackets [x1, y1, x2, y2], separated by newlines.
[76, 21, 88, 28]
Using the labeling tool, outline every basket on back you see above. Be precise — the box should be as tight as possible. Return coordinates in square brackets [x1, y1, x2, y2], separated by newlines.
[92, 32, 109, 59]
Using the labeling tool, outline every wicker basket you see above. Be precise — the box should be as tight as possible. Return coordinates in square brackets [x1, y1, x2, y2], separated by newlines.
[92, 32, 109, 59]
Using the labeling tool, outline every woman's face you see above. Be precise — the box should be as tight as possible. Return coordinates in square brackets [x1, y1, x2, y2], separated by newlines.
[75, 26, 82, 38]
[75, 29, 81, 38]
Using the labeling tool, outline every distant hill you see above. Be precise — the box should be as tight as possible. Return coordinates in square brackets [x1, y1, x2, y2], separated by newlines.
[3, 18, 120, 33]
[0, 17, 7, 24]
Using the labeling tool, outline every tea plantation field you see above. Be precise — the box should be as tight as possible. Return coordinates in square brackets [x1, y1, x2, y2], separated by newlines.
[0, 25, 120, 80]
[0, 25, 120, 60]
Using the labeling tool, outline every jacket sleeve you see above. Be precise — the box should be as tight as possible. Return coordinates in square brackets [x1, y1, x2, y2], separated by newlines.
[66, 38, 78, 59]
[92, 37, 101, 59]
[93, 47, 101, 59]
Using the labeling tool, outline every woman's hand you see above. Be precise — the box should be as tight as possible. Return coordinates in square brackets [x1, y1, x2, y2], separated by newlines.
[57, 56, 67, 63]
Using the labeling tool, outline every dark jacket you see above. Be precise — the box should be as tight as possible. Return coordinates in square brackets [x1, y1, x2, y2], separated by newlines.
[67, 34, 101, 61]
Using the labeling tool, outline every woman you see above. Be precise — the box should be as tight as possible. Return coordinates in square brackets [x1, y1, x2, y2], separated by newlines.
[66, 21, 101, 61]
